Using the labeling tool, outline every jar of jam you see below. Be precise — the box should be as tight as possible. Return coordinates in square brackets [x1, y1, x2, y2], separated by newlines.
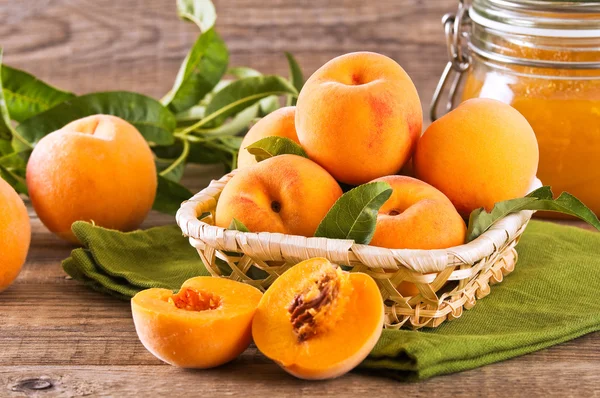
[431, 0, 600, 214]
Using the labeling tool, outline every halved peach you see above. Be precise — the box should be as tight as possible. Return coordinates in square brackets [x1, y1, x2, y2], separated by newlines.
[131, 277, 263, 368]
[252, 258, 383, 380]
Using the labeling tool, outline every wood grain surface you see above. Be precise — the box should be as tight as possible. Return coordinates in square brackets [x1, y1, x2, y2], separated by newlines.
[1, 0, 600, 396]
[1, 0, 457, 109]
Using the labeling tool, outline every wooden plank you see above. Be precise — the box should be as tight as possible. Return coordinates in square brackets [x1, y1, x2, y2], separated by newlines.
[1, 339, 600, 398]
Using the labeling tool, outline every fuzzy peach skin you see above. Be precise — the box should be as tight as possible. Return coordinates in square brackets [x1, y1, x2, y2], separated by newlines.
[369, 176, 466, 297]
[238, 106, 299, 168]
[215, 154, 342, 237]
[132, 277, 263, 368]
[414, 98, 539, 217]
[295, 51, 423, 185]
[26, 115, 157, 243]
[370, 175, 466, 250]
[0, 178, 31, 292]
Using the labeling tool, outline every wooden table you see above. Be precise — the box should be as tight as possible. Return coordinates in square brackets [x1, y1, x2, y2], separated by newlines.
[0, 165, 598, 397]
[1, 1, 599, 395]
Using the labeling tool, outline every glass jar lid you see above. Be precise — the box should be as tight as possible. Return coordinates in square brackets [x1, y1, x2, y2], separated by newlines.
[471, 0, 600, 37]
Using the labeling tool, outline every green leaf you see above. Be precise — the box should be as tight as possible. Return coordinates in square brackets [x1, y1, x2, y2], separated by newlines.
[246, 136, 307, 162]
[227, 68, 279, 116]
[315, 182, 393, 244]
[285, 52, 304, 106]
[158, 138, 190, 182]
[227, 66, 279, 117]
[174, 80, 236, 125]
[194, 135, 242, 170]
[153, 175, 194, 215]
[0, 151, 28, 195]
[228, 218, 249, 232]
[162, 29, 228, 114]
[0, 49, 32, 153]
[176, 105, 206, 123]
[2, 64, 75, 123]
[466, 186, 600, 242]
[187, 141, 232, 165]
[176, 0, 217, 32]
[16, 91, 176, 148]
[0, 164, 27, 195]
[0, 139, 12, 155]
[185, 75, 297, 131]
[228, 67, 262, 79]
[195, 103, 259, 136]
[259, 95, 280, 116]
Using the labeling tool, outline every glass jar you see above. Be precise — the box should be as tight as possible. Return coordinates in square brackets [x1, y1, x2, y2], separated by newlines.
[431, 0, 600, 215]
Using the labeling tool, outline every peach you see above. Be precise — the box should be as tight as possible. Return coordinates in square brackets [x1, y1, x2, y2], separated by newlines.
[132, 276, 263, 368]
[368, 176, 466, 297]
[252, 257, 383, 380]
[0, 177, 31, 292]
[369, 176, 466, 250]
[215, 154, 342, 237]
[26, 115, 157, 243]
[238, 106, 299, 168]
[414, 98, 539, 217]
[295, 51, 422, 185]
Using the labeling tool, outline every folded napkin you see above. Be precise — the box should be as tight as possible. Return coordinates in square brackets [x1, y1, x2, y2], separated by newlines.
[63, 220, 600, 380]
[63, 222, 209, 300]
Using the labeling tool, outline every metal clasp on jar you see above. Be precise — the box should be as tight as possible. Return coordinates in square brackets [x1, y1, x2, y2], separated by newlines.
[430, 0, 471, 121]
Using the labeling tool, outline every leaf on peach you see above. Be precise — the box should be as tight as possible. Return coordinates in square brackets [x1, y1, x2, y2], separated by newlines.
[228, 218, 250, 232]
[315, 182, 393, 244]
[246, 136, 307, 163]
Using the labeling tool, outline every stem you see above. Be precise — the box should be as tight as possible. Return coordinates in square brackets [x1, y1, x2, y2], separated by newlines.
[159, 137, 190, 177]
[178, 91, 297, 136]
[174, 132, 203, 142]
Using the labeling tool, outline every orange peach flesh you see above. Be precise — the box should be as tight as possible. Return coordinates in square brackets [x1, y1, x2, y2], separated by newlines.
[252, 258, 384, 380]
[131, 277, 263, 369]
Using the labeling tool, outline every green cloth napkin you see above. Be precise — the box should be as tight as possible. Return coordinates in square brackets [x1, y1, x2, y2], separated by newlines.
[63, 221, 209, 300]
[63, 220, 600, 380]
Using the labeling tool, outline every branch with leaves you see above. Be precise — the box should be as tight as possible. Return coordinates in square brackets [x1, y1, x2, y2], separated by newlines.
[0, 0, 304, 214]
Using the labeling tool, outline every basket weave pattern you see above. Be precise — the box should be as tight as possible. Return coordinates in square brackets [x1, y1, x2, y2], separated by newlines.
[177, 171, 537, 329]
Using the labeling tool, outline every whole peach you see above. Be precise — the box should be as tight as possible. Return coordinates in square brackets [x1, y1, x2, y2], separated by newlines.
[238, 106, 299, 168]
[369, 176, 466, 250]
[0, 177, 31, 292]
[27, 115, 157, 243]
[369, 175, 465, 297]
[215, 154, 342, 237]
[414, 98, 539, 217]
[295, 52, 422, 185]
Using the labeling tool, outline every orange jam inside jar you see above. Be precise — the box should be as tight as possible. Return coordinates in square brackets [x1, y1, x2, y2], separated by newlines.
[433, 0, 600, 214]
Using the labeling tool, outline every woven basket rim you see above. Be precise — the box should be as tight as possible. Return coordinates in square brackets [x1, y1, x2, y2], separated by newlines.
[176, 171, 542, 274]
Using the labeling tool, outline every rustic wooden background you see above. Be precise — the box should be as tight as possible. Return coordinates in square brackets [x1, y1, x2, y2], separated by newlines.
[1, 0, 457, 112]
[5, 1, 600, 396]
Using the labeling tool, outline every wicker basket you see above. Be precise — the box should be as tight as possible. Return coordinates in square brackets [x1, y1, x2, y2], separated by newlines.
[177, 171, 542, 329]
